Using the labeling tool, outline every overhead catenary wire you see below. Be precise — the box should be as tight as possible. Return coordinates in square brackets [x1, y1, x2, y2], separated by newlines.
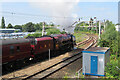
[0, 11, 77, 19]
[0, 11, 106, 29]
[0, 11, 94, 19]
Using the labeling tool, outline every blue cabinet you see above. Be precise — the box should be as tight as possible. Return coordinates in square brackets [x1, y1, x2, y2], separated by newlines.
[82, 47, 110, 76]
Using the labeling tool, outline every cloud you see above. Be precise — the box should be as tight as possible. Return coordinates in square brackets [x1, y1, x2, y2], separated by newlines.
[72, 13, 78, 18]
[0, 0, 119, 2]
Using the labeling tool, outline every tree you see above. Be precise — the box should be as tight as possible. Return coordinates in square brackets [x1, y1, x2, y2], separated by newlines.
[1, 17, 5, 28]
[23, 22, 35, 32]
[118, 32, 120, 56]
[39, 22, 43, 27]
[34, 23, 42, 31]
[7, 23, 13, 28]
[99, 20, 120, 79]
[14, 25, 22, 30]
[46, 28, 60, 35]
[61, 31, 66, 34]
[105, 55, 119, 78]
[99, 20, 118, 55]
[49, 22, 54, 26]
[50, 23, 54, 26]
[26, 32, 42, 38]
[80, 22, 85, 26]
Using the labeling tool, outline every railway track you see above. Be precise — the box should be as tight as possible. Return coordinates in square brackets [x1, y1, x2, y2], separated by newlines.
[23, 35, 97, 80]
[23, 51, 83, 80]
[2, 34, 97, 80]
[76, 34, 97, 49]
[76, 35, 94, 48]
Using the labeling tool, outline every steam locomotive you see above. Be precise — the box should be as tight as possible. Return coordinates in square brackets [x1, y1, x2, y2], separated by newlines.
[1, 34, 76, 71]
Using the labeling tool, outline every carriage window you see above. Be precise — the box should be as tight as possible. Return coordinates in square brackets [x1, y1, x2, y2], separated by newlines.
[10, 46, 14, 54]
[17, 46, 20, 51]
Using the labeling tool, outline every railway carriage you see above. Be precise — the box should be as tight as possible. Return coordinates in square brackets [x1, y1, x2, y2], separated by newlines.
[30, 36, 61, 59]
[2, 38, 31, 70]
[31, 37, 55, 59]
[2, 33, 76, 72]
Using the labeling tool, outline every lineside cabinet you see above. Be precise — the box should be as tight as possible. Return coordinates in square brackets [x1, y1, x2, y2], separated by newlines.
[82, 47, 110, 76]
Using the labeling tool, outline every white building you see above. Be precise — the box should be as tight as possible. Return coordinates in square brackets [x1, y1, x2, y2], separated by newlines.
[115, 25, 120, 31]
[0, 28, 21, 33]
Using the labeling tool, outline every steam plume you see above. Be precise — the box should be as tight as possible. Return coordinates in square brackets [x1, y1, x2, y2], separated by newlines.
[29, 0, 80, 33]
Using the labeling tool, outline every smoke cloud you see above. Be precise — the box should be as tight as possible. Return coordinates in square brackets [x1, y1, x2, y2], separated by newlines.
[29, 0, 80, 33]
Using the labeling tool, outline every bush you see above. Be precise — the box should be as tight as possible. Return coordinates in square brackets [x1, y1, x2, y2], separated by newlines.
[97, 21, 120, 79]
[98, 39, 109, 47]
[61, 31, 66, 34]
[74, 26, 97, 34]
[26, 27, 61, 38]
[46, 28, 61, 35]
[26, 32, 42, 38]
[33, 33, 42, 37]
[98, 20, 118, 55]
[105, 55, 119, 79]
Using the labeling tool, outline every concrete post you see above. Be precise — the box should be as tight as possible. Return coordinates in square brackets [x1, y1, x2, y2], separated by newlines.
[49, 49, 50, 60]
[42, 22, 45, 36]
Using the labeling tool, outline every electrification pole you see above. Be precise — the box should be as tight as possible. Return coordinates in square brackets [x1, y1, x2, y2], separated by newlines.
[99, 21, 101, 39]
[94, 17, 97, 33]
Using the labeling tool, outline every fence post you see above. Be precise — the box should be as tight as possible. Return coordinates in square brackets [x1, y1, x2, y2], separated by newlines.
[77, 68, 82, 78]
[49, 49, 50, 60]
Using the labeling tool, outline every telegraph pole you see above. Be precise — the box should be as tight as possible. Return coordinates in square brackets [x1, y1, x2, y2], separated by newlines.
[42, 22, 45, 36]
[104, 19, 106, 31]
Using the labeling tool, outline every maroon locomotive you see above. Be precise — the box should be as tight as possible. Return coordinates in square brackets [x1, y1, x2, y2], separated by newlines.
[1, 34, 76, 72]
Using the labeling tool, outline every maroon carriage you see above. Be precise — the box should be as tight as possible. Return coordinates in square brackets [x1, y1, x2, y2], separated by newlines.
[30, 37, 55, 59]
[1, 38, 31, 70]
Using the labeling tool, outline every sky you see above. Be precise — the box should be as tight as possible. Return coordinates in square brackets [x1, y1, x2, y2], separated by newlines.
[0, 0, 119, 27]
